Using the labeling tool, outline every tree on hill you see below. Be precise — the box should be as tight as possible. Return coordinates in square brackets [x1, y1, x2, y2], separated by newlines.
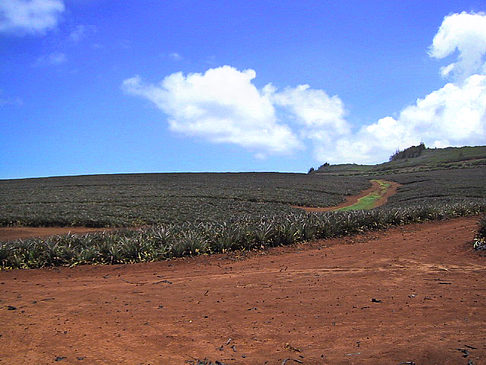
[389, 143, 426, 161]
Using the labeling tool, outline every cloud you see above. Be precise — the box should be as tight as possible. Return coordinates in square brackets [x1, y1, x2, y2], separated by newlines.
[323, 74, 486, 163]
[123, 66, 304, 156]
[34, 52, 66, 66]
[429, 11, 486, 80]
[0, 90, 23, 107]
[69, 24, 96, 42]
[168, 52, 183, 61]
[123, 11, 486, 164]
[266, 84, 349, 153]
[268, 85, 347, 130]
[318, 11, 486, 164]
[0, 97, 23, 106]
[0, 0, 65, 35]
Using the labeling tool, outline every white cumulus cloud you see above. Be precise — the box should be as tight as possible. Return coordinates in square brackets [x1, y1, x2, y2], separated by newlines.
[168, 52, 183, 61]
[267, 84, 347, 131]
[266, 83, 349, 156]
[0, 89, 23, 107]
[122, 66, 304, 156]
[69, 24, 96, 42]
[318, 11, 486, 164]
[325, 74, 486, 164]
[0, 0, 64, 35]
[123, 11, 486, 165]
[34, 51, 66, 66]
[429, 11, 486, 80]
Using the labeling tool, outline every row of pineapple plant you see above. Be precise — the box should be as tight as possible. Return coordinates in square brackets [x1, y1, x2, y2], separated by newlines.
[2, 200, 485, 269]
[473, 215, 486, 251]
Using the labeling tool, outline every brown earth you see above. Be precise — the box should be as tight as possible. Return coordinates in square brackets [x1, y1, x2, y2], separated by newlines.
[0, 227, 115, 242]
[292, 180, 401, 213]
[0, 216, 485, 364]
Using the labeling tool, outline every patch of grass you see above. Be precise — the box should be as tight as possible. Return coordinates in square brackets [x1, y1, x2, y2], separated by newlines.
[339, 193, 381, 211]
[338, 179, 391, 211]
[375, 179, 391, 190]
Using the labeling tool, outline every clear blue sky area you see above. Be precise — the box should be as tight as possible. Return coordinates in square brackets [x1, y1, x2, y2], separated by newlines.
[1, 0, 485, 179]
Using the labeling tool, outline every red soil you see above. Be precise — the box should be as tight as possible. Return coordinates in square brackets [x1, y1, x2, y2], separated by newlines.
[0, 227, 114, 242]
[292, 180, 401, 212]
[1, 217, 485, 364]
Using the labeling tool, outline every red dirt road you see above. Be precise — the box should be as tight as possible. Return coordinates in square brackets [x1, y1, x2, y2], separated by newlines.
[0, 227, 113, 242]
[1, 217, 485, 364]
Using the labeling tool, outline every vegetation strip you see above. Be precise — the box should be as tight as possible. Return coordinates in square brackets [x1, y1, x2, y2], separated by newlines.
[0, 167, 484, 269]
[0, 173, 370, 228]
[474, 215, 486, 251]
[338, 180, 392, 211]
[314, 144, 486, 175]
[293, 179, 398, 212]
[1, 201, 485, 269]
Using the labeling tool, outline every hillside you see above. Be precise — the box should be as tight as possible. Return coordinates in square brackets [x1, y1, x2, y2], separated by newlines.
[315, 145, 486, 175]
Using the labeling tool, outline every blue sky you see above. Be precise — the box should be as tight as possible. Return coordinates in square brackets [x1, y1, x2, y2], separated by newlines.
[1, 1, 486, 179]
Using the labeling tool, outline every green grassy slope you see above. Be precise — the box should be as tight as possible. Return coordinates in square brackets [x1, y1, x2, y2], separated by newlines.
[316, 145, 486, 175]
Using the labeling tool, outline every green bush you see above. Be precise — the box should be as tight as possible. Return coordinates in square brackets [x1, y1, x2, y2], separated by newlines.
[474, 215, 486, 251]
[477, 215, 486, 239]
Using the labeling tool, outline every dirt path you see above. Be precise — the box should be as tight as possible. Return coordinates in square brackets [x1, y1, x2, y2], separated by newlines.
[292, 180, 400, 213]
[0, 226, 115, 242]
[1, 217, 484, 364]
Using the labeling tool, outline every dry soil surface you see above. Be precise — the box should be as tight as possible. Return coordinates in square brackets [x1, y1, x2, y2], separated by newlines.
[0, 217, 485, 364]
[0, 227, 114, 242]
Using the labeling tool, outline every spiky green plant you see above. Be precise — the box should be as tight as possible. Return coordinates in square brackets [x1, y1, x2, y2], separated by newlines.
[1, 200, 486, 269]
[474, 215, 486, 250]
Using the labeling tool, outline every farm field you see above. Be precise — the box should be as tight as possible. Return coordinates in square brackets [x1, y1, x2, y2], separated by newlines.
[0, 178, 397, 241]
[0, 173, 370, 228]
[293, 179, 400, 212]
[1, 167, 486, 269]
[3, 3, 486, 364]
[0, 217, 484, 364]
[1, 168, 484, 231]
[0, 166, 485, 363]
[380, 168, 486, 207]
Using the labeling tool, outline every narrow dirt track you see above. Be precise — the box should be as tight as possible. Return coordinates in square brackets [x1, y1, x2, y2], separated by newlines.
[0, 227, 115, 242]
[292, 180, 401, 212]
[1, 217, 485, 364]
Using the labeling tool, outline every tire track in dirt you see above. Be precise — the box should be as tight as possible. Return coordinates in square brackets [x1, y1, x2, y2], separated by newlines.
[110, 262, 486, 287]
[0, 216, 484, 364]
